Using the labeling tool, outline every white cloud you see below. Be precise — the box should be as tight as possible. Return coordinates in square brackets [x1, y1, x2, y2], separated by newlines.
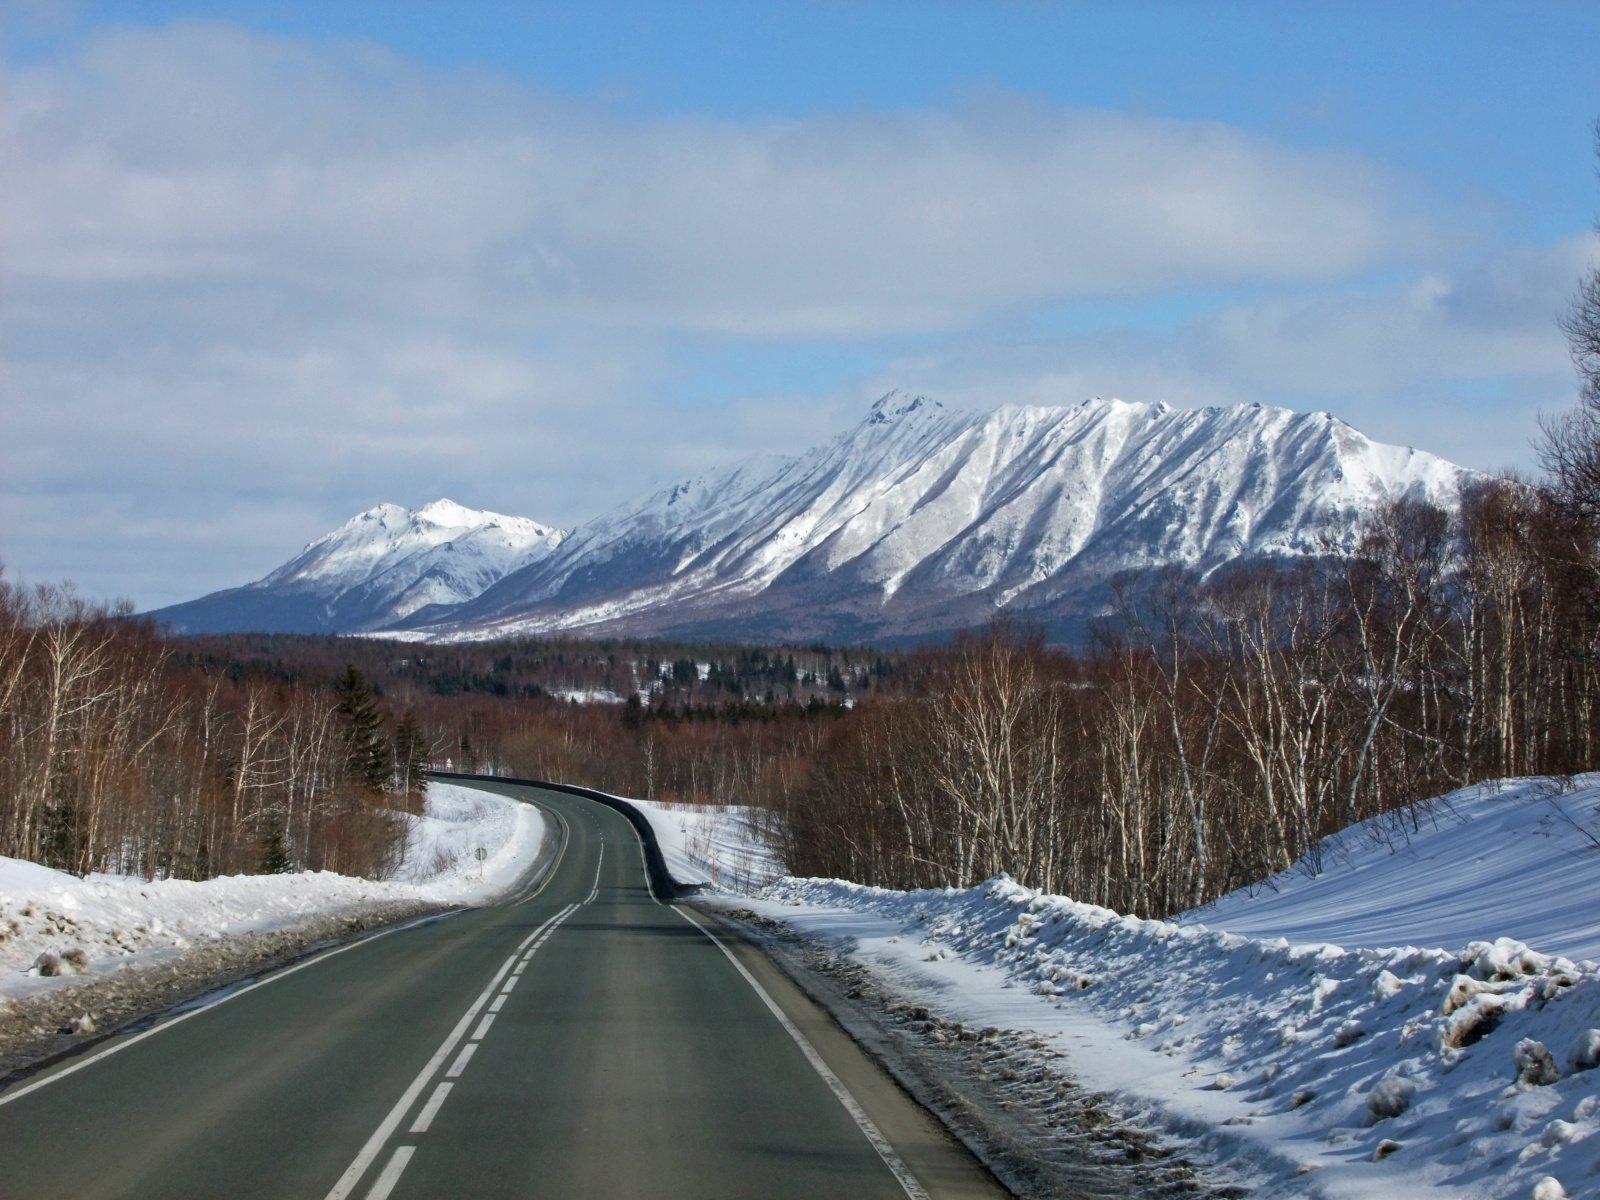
[868, 238, 1585, 475]
[0, 20, 1564, 607]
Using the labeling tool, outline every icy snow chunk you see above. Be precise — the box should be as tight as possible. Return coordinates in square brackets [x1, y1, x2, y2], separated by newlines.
[1540, 1120, 1577, 1148]
[1531, 1177, 1567, 1200]
[1569, 1029, 1600, 1073]
[1371, 969, 1404, 1001]
[1367, 1074, 1416, 1121]
[1514, 1039, 1560, 1087]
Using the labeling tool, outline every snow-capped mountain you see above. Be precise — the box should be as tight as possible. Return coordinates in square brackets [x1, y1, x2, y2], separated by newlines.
[148, 500, 567, 634]
[402, 393, 1472, 642]
[149, 395, 1475, 643]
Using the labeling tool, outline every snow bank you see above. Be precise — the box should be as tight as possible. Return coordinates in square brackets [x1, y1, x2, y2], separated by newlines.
[0, 782, 546, 1005]
[1182, 776, 1600, 961]
[743, 801, 1600, 1198]
[614, 797, 784, 893]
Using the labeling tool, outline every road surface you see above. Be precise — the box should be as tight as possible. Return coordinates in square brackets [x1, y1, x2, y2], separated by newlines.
[0, 781, 1006, 1199]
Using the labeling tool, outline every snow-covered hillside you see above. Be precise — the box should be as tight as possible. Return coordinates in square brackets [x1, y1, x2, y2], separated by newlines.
[148, 500, 566, 634]
[1182, 778, 1600, 961]
[149, 394, 1475, 644]
[723, 779, 1600, 1199]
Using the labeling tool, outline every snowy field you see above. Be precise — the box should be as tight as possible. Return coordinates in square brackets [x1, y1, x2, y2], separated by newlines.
[700, 778, 1600, 1200]
[0, 782, 547, 1006]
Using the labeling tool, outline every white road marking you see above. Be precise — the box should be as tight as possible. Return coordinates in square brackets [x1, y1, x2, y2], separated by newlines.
[445, 1042, 479, 1079]
[0, 912, 441, 1111]
[585, 843, 604, 904]
[514, 809, 571, 907]
[409, 1083, 453, 1134]
[322, 900, 578, 1200]
[669, 906, 932, 1200]
[471, 1014, 496, 1040]
[363, 1146, 413, 1200]
[488, 995, 508, 1014]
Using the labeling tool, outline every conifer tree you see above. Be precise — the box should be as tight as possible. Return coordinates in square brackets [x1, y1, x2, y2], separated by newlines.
[392, 709, 431, 801]
[333, 663, 391, 791]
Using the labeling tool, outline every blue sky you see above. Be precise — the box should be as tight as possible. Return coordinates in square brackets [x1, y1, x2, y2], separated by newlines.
[3, 1, 1598, 606]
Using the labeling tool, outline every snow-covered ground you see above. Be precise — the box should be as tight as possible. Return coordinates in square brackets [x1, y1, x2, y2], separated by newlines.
[618, 796, 785, 893]
[701, 779, 1600, 1200]
[1180, 777, 1600, 961]
[0, 782, 547, 1006]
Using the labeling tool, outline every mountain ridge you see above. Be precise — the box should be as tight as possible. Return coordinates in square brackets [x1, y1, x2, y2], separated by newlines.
[149, 395, 1475, 643]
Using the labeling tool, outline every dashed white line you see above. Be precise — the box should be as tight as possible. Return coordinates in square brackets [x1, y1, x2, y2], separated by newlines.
[471, 1014, 496, 1040]
[408, 1083, 453, 1134]
[322, 900, 578, 1200]
[364, 1146, 414, 1200]
[445, 1043, 478, 1079]
[488, 995, 508, 1014]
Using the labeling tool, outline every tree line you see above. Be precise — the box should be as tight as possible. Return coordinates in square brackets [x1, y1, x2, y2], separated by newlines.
[0, 581, 425, 880]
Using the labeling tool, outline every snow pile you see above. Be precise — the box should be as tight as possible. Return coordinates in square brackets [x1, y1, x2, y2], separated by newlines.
[619, 797, 784, 893]
[1182, 776, 1600, 961]
[743, 780, 1600, 1198]
[0, 782, 546, 1004]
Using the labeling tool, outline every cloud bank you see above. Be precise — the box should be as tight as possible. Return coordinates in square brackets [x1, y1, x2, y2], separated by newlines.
[0, 21, 1581, 606]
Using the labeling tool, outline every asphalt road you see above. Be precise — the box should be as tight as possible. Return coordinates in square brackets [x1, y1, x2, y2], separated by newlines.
[0, 782, 1006, 1199]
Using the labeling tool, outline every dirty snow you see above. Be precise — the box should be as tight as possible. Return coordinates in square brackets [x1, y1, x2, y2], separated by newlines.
[0, 782, 546, 1006]
[710, 778, 1600, 1199]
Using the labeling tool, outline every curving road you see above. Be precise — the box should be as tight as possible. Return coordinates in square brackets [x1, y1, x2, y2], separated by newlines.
[0, 782, 1005, 1199]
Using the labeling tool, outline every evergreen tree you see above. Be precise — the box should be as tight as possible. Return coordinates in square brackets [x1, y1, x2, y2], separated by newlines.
[333, 663, 391, 791]
[259, 821, 293, 874]
[392, 709, 431, 800]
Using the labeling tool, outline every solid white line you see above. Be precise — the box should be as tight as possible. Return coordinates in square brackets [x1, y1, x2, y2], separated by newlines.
[585, 842, 604, 904]
[515, 809, 571, 907]
[668, 906, 932, 1200]
[471, 1014, 496, 1040]
[445, 1042, 479, 1079]
[363, 1146, 414, 1200]
[0, 914, 432, 1110]
[409, 1083, 452, 1134]
[322, 897, 582, 1199]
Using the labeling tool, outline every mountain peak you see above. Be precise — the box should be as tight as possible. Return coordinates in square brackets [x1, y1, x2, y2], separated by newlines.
[868, 390, 943, 425]
[415, 498, 480, 526]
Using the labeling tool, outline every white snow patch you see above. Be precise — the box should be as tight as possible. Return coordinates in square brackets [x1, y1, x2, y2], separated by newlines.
[611, 796, 784, 893]
[0, 782, 546, 1004]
